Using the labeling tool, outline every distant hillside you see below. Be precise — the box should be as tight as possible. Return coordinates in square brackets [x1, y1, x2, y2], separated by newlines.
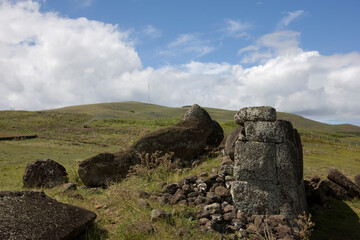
[49, 101, 360, 134]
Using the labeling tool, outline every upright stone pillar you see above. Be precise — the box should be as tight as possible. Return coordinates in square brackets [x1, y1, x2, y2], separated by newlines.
[230, 106, 306, 218]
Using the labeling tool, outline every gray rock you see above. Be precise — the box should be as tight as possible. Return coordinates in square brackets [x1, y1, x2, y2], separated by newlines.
[131, 116, 210, 164]
[223, 212, 236, 222]
[206, 192, 222, 203]
[278, 182, 307, 217]
[244, 120, 294, 143]
[137, 199, 151, 209]
[23, 159, 68, 188]
[234, 106, 276, 125]
[276, 141, 303, 186]
[207, 120, 225, 147]
[223, 205, 237, 213]
[151, 209, 172, 222]
[231, 107, 306, 219]
[233, 141, 277, 184]
[230, 181, 279, 215]
[204, 203, 222, 214]
[61, 183, 77, 193]
[219, 156, 234, 176]
[182, 104, 212, 124]
[225, 126, 245, 160]
[317, 179, 350, 200]
[134, 190, 150, 199]
[0, 191, 96, 240]
[170, 189, 186, 204]
[78, 149, 139, 187]
[162, 183, 179, 195]
[211, 214, 223, 222]
[327, 168, 360, 198]
[182, 104, 224, 147]
[214, 186, 230, 198]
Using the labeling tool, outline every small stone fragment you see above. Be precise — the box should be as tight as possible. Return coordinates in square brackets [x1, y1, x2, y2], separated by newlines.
[151, 209, 172, 222]
[61, 183, 77, 193]
[204, 203, 221, 214]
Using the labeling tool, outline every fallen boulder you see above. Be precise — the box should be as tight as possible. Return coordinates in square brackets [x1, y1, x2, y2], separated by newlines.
[317, 179, 350, 200]
[78, 104, 223, 187]
[78, 149, 139, 187]
[23, 159, 68, 188]
[0, 191, 96, 240]
[131, 104, 223, 163]
[327, 168, 360, 198]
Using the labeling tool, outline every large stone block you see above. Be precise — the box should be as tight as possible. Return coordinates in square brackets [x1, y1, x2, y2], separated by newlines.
[230, 181, 279, 215]
[234, 141, 277, 184]
[278, 182, 307, 218]
[244, 120, 295, 143]
[234, 106, 276, 125]
[276, 142, 303, 186]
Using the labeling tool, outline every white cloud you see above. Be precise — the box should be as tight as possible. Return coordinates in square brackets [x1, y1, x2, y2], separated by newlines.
[238, 30, 301, 63]
[277, 10, 304, 29]
[1, 1, 360, 124]
[0, 0, 142, 110]
[143, 25, 162, 39]
[161, 33, 215, 57]
[71, 0, 95, 8]
[220, 19, 251, 38]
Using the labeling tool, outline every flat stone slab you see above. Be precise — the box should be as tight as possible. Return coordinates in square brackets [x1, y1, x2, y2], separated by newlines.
[234, 106, 276, 125]
[0, 191, 96, 240]
[234, 141, 277, 184]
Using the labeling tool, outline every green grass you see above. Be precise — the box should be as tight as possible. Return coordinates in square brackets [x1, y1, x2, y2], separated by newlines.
[1, 105, 360, 239]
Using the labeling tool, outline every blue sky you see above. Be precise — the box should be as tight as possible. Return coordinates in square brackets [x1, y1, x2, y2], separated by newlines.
[40, 0, 360, 67]
[0, 0, 360, 125]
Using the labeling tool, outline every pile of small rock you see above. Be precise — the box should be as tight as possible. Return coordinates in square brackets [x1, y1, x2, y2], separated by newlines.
[149, 164, 296, 239]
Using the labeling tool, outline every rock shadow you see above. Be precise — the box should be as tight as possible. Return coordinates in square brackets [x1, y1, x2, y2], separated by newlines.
[75, 222, 109, 240]
[310, 198, 360, 240]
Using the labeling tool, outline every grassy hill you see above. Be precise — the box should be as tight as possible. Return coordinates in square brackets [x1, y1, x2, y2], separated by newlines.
[1, 102, 360, 239]
[49, 101, 360, 134]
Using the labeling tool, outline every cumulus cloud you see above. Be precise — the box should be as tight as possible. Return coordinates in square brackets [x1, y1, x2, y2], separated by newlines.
[1, 1, 360, 124]
[277, 10, 304, 29]
[0, 0, 142, 110]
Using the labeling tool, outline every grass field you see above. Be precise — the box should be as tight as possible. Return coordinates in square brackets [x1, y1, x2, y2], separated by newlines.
[1, 102, 360, 239]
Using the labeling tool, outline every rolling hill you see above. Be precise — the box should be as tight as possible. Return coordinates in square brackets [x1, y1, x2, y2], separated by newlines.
[49, 101, 360, 134]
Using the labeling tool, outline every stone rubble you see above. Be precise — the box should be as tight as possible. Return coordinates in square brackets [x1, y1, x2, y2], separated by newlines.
[149, 168, 296, 239]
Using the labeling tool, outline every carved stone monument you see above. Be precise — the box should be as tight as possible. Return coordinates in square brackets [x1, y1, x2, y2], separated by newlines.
[230, 106, 307, 218]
